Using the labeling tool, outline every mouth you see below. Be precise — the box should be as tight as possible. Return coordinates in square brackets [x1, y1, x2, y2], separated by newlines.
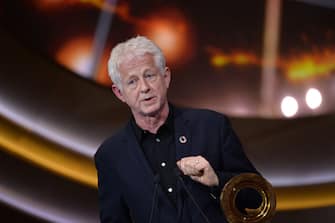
[142, 96, 155, 102]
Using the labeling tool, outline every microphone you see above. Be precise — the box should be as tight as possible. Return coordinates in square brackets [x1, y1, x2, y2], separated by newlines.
[174, 168, 211, 223]
[149, 174, 160, 223]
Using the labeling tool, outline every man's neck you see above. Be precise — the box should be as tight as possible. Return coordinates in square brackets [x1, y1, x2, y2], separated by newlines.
[133, 103, 169, 134]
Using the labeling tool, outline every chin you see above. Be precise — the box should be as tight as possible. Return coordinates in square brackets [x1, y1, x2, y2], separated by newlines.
[141, 105, 162, 117]
[141, 109, 159, 117]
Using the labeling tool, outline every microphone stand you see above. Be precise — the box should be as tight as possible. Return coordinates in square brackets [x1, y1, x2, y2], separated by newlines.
[149, 175, 160, 223]
[175, 169, 211, 223]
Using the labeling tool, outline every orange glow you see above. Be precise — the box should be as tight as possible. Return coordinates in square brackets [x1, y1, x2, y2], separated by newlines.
[113, 2, 136, 24]
[37, 0, 335, 84]
[207, 46, 260, 68]
[211, 55, 230, 67]
[33, 0, 80, 9]
[137, 9, 195, 66]
[282, 51, 335, 82]
[33, 0, 106, 8]
[56, 36, 112, 85]
[207, 45, 335, 82]
[36, 1, 194, 68]
[55, 36, 93, 77]
[233, 52, 258, 65]
[88, 1, 137, 24]
[95, 49, 113, 86]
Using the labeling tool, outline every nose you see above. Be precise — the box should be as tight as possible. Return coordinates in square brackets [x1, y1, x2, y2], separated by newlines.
[139, 78, 150, 93]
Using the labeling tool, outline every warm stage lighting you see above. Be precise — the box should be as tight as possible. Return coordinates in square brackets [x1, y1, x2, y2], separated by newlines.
[55, 37, 94, 78]
[283, 50, 335, 82]
[281, 96, 298, 117]
[137, 8, 194, 66]
[206, 46, 260, 68]
[33, 0, 71, 10]
[305, 88, 322, 110]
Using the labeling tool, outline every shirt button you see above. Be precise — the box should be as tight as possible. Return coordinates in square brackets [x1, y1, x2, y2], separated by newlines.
[155, 138, 160, 142]
[167, 187, 173, 193]
[161, 162, 166, 167]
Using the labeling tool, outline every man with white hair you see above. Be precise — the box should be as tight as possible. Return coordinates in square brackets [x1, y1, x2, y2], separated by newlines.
[95, 36, 259, 223]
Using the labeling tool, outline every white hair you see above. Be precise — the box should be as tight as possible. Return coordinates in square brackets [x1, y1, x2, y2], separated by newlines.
[107, 36, 166, 89]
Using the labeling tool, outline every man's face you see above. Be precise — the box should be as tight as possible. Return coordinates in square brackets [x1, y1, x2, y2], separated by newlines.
[112, 53, 171, 117]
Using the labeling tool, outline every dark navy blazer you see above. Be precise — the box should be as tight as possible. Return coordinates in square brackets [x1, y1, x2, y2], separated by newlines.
[94, 106, 258, 223]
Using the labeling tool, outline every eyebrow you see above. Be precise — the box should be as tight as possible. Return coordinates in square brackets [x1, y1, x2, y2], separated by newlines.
[143, 68, 155, 73]
[126, 67, 157, 79]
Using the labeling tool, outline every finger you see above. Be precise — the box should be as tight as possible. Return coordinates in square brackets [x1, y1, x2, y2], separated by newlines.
[180, 160, 199, 176]
[190, 175, 201, 182]
[192, 157, 207, 173]
[177, 160, 187, 175]
[184, 156, 201, 167]
[178, 156, 208, 176]
[176, 160, 181, 169]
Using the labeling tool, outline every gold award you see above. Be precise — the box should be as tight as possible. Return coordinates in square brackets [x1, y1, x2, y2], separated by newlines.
[220, 173, 276, 223]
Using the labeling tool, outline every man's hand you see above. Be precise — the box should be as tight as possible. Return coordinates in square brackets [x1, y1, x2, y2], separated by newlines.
[176, 155, 219, 187]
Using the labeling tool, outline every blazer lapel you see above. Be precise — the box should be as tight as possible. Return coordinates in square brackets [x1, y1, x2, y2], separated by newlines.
[173, 107, 193, 161]
[123, 122, 155, 189]
[173, 107, 194, 221]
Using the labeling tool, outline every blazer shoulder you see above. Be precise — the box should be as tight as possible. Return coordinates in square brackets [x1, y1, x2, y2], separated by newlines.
[178, 107, 230, 124]
[94, 127, 126, 162]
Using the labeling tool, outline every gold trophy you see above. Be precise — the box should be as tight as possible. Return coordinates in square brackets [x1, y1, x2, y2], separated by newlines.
[220, 173, 276, 223]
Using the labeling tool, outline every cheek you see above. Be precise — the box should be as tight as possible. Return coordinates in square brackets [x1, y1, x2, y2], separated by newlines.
[159, 85, 168, 96]
[122, 91, 134, 103]
[130, 91, 140, 103]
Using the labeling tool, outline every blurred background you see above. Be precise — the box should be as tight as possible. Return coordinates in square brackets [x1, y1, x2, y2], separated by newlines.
[0, 0, 334, 222]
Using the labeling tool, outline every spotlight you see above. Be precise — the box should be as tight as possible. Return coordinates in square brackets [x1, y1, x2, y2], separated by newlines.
[281, 96, 298, 117]
[305, 88, 322, 110]
[55, 36, 93, 78]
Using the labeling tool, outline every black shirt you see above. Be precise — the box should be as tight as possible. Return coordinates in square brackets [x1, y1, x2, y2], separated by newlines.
[131, 108, 178, 206]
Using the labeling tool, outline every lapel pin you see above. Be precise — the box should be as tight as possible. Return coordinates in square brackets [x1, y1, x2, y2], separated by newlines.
[179, 135, 187, 144]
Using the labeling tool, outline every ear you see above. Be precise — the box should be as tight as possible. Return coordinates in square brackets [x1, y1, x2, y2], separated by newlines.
[163, 67, 171, 88]
[111, 84, 126, 102]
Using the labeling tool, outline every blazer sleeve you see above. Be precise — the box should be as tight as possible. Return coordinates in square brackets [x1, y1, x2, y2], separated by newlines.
[213, 116, 263, 209]
[95, 145, 132, 223]
[216, 115, 259, 190]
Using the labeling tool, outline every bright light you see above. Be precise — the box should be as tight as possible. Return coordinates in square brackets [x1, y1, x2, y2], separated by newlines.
[55, 36, 93, 78]
[281, 96, 298, 117]
[137, 8, 194, 66]
[305, 88, 322, 110]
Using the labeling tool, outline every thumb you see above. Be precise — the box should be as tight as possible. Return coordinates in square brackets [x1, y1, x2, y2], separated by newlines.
[176, 160, 181, 168]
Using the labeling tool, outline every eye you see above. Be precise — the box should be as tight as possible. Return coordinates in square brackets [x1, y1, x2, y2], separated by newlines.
[127, 78, 138, 88]
[144, 73, 157, 80]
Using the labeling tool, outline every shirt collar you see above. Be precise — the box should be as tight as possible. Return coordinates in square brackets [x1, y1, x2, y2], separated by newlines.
[131, 105, 174, 141]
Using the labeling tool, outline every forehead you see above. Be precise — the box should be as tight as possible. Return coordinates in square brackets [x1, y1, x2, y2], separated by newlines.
[118, 53, 157, 73]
